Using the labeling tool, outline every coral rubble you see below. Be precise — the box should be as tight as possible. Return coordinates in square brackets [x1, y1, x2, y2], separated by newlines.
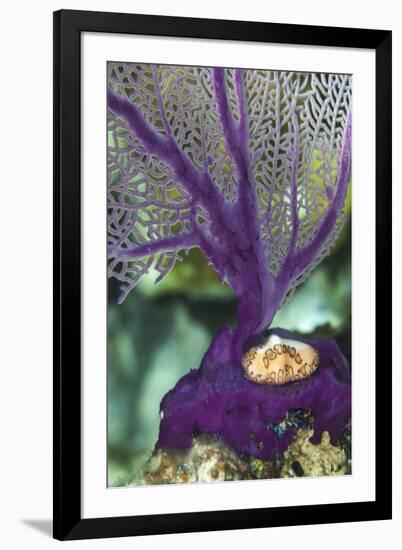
[129, 423, 351, 485]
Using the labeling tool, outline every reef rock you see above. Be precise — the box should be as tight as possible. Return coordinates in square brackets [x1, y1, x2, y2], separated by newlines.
[129, 425, 351, 485]
[280, 428, 350, 478]
[129, 436, 250, 485]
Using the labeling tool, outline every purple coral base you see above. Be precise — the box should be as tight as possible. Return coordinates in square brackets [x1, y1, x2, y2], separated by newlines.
[157, 326, 351, 460]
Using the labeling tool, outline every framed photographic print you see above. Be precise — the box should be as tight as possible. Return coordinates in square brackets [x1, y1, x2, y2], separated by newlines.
[53, 9, 392, 540]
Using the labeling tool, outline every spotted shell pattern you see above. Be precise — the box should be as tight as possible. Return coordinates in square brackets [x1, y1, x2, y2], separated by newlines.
[242, 334, 319, 385]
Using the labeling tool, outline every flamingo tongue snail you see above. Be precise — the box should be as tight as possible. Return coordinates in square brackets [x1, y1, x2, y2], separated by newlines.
[242, 334, 320, 385]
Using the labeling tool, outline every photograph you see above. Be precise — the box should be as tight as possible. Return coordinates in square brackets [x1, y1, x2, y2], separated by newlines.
[107, 63, 352, 487]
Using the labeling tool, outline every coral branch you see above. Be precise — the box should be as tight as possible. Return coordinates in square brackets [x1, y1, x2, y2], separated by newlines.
[290, 108, 352, 278]
[233, 69, 249, 153]
[108, 89, 171, 160]
[108, 89, 220, 207]
[212, 69, 250, 173]
[109, 231, 200, 260]
[152, 66, 174, 139]
[288, 113, 301, 255]
[212, 69, 259, 229]
[211, 68, 237, 151]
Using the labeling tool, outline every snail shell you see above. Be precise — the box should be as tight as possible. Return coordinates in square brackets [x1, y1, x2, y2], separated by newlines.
[242, 334, 319, 385]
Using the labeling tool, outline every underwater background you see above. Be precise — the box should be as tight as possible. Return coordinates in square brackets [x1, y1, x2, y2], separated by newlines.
[107, 210, 351, 487]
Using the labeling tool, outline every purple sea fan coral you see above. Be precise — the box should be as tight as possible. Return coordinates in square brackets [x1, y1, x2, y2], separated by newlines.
[107, 64, 352, 459]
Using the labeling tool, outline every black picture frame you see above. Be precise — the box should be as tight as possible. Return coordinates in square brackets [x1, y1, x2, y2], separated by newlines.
[53, 9, 392, 541]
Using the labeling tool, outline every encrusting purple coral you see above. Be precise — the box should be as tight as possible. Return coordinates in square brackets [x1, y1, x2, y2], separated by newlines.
[107, 64, 352, 462]
[157, 328, 350, 460]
